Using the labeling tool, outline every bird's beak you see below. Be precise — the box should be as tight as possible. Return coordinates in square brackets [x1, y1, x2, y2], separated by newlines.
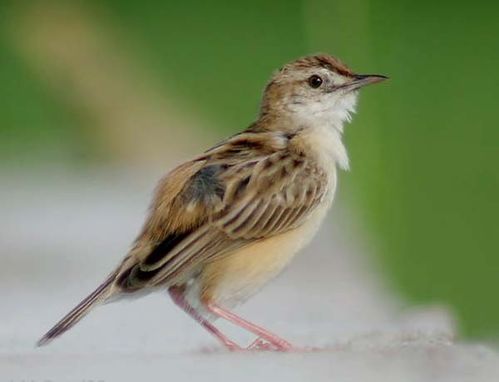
[335, 74, 388, 93]
[341, 74, 388, 92]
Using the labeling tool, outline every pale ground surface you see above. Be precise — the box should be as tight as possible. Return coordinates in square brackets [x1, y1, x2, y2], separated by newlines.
[1, 169, 498, 381]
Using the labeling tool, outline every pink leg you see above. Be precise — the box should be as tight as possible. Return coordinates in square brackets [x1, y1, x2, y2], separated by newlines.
[168, 287, 240, 351]
[206, 301, 293, 351]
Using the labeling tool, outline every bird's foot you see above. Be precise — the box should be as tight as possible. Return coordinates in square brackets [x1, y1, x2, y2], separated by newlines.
[247, 337, 293, 352]
[247, 337, 274, 351]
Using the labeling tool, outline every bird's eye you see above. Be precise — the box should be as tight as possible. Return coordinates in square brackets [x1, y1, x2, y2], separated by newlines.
[307, 75, 323, 89]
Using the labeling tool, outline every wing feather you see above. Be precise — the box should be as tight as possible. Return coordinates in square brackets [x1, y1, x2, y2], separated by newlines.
[117, 132, 329, 290]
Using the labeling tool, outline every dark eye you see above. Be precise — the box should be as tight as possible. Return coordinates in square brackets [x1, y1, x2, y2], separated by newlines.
[307, 75, 323, 89]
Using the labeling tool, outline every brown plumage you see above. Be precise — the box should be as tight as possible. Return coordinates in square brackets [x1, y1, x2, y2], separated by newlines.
[38, 54, 386, 350]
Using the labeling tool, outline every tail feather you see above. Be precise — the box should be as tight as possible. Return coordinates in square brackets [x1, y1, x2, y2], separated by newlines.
[37, 274, 116, 346]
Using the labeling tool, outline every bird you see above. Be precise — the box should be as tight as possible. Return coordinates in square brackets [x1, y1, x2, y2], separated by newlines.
[37, 54, 387, 351]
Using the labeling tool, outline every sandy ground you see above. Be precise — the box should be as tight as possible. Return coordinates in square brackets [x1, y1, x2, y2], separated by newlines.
[1, 169, 498, 381]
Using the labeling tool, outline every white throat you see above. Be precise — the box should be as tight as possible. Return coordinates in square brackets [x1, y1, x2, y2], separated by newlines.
[291, 93, 357, 171]
[301, 122, 350, 171]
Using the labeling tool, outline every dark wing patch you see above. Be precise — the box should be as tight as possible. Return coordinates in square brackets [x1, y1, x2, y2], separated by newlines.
[142, 231, 192, 267]
[186, 164, 226, 202]
[118, 229, 197, 290]
[117, 164, 226, 291]
[117, 263, 161, 290]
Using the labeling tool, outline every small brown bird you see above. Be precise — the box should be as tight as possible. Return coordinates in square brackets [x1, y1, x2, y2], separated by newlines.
[38, 54, 387, 351]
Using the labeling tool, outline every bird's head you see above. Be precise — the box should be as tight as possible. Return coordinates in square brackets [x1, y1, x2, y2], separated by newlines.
[260, 54, 387, 132]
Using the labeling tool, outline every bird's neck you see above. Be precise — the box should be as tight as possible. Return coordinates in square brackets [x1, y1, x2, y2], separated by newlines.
[254, 113, 350, 171]
[296, 120, 350, 172]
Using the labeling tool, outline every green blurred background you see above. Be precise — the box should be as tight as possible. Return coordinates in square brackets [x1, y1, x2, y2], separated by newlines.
[0, 0, 497, 338]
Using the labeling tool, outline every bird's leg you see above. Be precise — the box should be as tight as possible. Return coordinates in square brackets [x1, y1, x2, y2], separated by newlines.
[205, 301, 293, 351]
[168, 287, 241, 351]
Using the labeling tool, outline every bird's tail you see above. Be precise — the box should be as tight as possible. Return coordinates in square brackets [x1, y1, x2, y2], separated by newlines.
[37, 273, 116, 346]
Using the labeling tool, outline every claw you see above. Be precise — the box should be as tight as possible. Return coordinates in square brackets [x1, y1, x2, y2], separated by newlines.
[247, 337, 295, 351]
[248, 337, 274, 351]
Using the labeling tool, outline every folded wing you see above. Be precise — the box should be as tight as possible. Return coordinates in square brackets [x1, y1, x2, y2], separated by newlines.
[117, 133, 328, 290]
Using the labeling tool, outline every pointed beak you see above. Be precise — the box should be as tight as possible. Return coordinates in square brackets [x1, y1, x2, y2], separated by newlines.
[348, 73, 388, 90]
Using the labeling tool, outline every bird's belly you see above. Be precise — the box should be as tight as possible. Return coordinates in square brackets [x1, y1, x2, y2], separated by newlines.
[197, 205, 330, 308]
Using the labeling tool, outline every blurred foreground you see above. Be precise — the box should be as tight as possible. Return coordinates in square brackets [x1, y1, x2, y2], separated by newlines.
[1, 168, 497, 381]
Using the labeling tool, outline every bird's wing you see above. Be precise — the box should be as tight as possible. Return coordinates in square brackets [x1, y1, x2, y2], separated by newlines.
[116, 132, 328, 290]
